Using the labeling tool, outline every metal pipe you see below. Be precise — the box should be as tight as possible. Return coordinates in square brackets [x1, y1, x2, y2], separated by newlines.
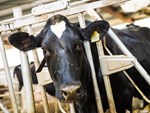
[70, 0, 91, 7]
[0, 34, 19, 113]
[32, 49, 40, 68]
[96, 41, 116, 113]
[78, 13, 104, 113]
[26, 25, 50, 113]
[86, 8, 117, 112]
[20, 52, 36, 113]
[0, 0, 129, 29]
[26, 25, 40, 67]
[0, 100, 9, 113]
[87, 8, 150, 112]
[39, 86, 50, 113]
[0, 0, 89, 25]
[108, 29, 150, 85]
[103, 36, 150, 104]
[0, 92, 21, 98]
[0, 0, 56, 17]
[86, 7, 150, 85]
[13, 7, 36, 113]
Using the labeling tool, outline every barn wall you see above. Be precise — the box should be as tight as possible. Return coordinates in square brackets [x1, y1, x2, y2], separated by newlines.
[113, 17, 150, 28]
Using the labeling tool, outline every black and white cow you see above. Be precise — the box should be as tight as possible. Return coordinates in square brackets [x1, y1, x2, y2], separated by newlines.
[8, 15, 150, 113]
[13, 62, 38, 91]
[13, 62, 55, 112]
[13, 62, 55, 95]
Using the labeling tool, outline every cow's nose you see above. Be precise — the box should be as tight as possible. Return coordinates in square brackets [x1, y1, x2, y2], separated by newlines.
[61, 85, 81, 102]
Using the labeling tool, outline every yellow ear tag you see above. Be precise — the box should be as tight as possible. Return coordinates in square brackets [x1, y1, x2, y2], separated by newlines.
[91, 31, 100, 42]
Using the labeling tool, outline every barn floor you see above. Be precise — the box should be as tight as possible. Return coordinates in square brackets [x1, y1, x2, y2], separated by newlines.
[0, 96, 150, 113]
[0, 96, 70, 113]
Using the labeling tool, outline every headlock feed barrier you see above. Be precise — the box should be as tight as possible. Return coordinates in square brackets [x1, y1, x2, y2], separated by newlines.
[0, 0, 150, 113]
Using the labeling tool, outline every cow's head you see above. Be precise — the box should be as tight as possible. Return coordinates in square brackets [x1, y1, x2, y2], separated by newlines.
[9, 14, 109, 103]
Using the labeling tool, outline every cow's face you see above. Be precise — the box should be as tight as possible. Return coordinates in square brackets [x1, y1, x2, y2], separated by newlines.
[41, 15, 86, 102]
[8, 14, 109, 103]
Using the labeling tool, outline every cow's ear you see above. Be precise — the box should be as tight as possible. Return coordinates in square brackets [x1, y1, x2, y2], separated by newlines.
[8, 32, 37, 51]
[82, 20, 110, 40]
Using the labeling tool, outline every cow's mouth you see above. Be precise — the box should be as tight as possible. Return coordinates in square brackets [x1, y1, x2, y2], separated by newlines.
[60, 95, 80, 103]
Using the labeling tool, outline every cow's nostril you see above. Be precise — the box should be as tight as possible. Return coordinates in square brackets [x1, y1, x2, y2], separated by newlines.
[61, 85, 81, 100]
[76, 88, 80, 94]
[61, 90, 68, 96]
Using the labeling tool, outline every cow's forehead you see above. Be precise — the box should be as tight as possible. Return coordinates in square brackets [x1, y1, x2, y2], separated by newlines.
[42, 15, 82, 48]
[50, 21, 66, 39]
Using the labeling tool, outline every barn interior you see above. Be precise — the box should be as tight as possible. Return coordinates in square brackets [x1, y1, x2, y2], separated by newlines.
[0, 0, 150, 113]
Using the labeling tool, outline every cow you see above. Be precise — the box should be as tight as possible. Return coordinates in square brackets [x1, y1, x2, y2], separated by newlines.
[13, 62, 55, 94]
[8, 14, 150, 113]
[13, 62, 38, 91]
[13, 62, 56, 113]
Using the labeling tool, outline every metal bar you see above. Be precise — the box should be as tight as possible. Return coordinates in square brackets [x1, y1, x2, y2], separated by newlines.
[103, 36, 150, 104]
[26, 25, 40, 68]
[0, 100, 9, 113]
[87, 7, 150, 112]
[20, 52, 36, 113]
[70, 0, 91, 7]
[96, 41, 117, 113]
[38, 85, 50, 113]
[0, 0, 90, 25]
[0, 0, 55, 18]
[108, 29, 150, 85]
[0, 92, 21, 98]
[54, 0, 128, 16]
[86, 8, 117, 113]
[13, 7, 36, 113]
[78, 13, 104, 113]
[86, 6, 150, 83]
[0, 0, 129, 32]
[0, 34, 19, 113]
[26, 25, 50, 113]
[28, 25, 51, 113]
[32, 49, 40, 69]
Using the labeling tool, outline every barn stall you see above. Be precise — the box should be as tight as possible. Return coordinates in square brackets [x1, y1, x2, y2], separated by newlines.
[0, 0, 150, 113]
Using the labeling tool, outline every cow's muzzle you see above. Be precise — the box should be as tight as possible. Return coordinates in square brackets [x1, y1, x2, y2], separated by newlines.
[60, 85, 81, 103]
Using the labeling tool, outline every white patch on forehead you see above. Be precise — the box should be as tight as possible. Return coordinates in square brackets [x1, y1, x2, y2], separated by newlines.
[50, 21, 66, 38]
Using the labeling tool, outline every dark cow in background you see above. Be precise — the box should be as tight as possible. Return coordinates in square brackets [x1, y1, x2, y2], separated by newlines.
[13, 62, 38, 91]
[13, 62, 55, 96]
[13, 62, 39, 112]
[13, 62, 57, 113]
[8, 14, 150, 113]
[13, 62, 38, 109]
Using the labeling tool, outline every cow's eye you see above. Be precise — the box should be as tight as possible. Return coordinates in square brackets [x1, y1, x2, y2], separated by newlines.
[42, 47, 51, 57]
[75, 42, 83, 51]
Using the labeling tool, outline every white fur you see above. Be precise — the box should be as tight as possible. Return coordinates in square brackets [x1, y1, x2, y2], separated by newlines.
[51, 21, 66, 38]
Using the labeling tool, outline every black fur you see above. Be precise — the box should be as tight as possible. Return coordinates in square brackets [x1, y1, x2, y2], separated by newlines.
[9, 32, 37, 51]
